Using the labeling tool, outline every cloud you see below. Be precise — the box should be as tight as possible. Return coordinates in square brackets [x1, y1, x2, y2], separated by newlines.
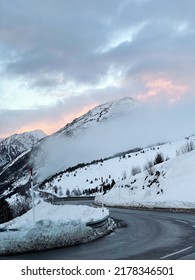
[34, 99, 195, 181]
[137, 76, 188, 103]
[0, 0, 195, 137]
[0, 87, 131, 138]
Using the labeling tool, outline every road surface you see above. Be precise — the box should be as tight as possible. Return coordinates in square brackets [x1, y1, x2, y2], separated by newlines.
[1, 199, 195, 260]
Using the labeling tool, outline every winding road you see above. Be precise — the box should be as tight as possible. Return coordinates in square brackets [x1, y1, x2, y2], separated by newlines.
[1, 199, 195, 260]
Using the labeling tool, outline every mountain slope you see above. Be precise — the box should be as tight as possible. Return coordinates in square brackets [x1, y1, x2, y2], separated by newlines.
[56, 96, 141, 137]
[0, 130, 46, 168]
[0, 97, 141, 198]
[39, 135, 195, 204]
[95, 146, 195, 209]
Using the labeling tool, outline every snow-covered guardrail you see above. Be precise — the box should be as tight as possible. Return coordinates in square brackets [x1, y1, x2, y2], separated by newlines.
[86, 215, 110, 228]
[86, 214, 116, 240]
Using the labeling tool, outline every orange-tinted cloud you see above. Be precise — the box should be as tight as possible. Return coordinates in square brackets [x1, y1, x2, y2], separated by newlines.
[137, 76, 188, 104]
[12, 103, 98, 137]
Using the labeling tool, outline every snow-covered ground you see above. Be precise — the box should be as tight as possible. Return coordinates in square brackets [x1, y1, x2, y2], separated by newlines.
[0, 201, 110, 255]
[39, 135, 195, 210]
[42, 135, 195, 199]
[96, 148, 195, 209]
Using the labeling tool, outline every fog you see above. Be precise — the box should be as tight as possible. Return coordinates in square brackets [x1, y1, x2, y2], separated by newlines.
[34, 102, 195, 182]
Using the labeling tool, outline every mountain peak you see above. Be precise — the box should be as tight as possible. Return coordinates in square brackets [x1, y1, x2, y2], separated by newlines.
[95, 96, 140, 113]
[0, 130, 46, 168]
[57, 96, 141, 137]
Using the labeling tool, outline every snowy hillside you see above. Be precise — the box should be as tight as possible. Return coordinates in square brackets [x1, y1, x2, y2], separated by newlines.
[40, 135, 195, 210]
[0, 130, 46, 168]
[95, 142, 195, 209]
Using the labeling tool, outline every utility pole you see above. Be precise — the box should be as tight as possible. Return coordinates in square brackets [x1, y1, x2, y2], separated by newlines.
[30, 167, 35, 224]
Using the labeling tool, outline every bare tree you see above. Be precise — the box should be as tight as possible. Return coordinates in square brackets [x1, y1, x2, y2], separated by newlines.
[143, 160, 155, 175]
[176, 140, 195, 156]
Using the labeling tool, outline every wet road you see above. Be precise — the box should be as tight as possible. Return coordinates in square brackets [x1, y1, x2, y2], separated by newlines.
[1, 200, 195, 260]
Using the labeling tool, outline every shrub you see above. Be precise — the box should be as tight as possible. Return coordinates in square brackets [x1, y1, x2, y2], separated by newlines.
[131, 165, 141, 176]
[154, 152, 165, 165]
[10, 195, 31, 219]
[0, 199, 13, 223]
[121, 170, 127, 180]
[66, 189, 70, 197]
[58, 186, 63, 196]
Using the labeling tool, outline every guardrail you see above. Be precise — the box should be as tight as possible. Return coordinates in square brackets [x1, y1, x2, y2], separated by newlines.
[44, 195, 95, 203]
[86, 215, 110, 228]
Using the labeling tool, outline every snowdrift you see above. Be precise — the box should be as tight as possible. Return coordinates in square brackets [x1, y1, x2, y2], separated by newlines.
[0, 202, 112, 255]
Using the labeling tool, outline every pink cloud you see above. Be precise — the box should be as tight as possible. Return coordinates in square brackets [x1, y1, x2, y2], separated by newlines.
[137, 75, 188, 104]
[12, 103, 98, 137]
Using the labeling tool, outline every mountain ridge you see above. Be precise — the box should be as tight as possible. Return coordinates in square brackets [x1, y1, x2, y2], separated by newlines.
[0, 130, 46, 168]
[0, 96, 141, 198]
[55, 96, 141, 137]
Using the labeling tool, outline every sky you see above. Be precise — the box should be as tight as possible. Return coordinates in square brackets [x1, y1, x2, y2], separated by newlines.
[0, 0, 195, 138]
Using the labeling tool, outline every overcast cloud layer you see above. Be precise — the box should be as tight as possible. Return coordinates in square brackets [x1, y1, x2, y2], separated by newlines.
[0, 0, 195, 138]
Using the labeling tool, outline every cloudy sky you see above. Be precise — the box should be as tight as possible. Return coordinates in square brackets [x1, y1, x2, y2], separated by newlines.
[0, 0, 195, 138]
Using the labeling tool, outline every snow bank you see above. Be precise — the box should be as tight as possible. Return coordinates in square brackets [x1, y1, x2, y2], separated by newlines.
[0, 201, 110, 255]
[95, 150, 195, 209]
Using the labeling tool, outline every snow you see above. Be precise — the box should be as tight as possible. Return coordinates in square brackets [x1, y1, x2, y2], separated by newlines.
[0, 201, 110, 255]
[43, 136, 195, 199]
[0, 129, 46, 168]
[56, 96, 141, 137]
[95, 148, 195, 209]
[4, 200, 109, 228]
[1, 96, 195, 255]
[1, 135, 192, 254]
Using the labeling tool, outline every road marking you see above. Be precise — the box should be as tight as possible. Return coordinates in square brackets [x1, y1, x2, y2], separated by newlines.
[176, 219, 189, 224]
[160, 246, 192, 259]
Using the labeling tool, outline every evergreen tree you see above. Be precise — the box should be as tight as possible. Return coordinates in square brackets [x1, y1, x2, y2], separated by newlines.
[0, 199, 13, 223]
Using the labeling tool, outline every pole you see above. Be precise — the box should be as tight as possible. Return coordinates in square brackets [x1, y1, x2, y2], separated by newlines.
[30, 167, 35, 224]
[101, 176, 104, 212]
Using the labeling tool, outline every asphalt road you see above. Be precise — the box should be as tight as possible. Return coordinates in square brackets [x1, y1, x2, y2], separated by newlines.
[1, 199, 195, 260]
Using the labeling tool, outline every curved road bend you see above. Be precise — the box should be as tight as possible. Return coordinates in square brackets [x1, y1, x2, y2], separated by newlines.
[1, 199, 195, 260]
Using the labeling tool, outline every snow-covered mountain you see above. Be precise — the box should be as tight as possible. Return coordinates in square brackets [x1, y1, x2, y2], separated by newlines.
[0, 130, 46, 168]
[0, 97, 142, 198]
[1, 95, 193, 212]
[56, 96, 141, 138]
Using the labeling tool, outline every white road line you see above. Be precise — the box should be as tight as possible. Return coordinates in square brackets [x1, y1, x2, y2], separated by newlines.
[176, 219, 189, 224]
[160, 246, 192, 259]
